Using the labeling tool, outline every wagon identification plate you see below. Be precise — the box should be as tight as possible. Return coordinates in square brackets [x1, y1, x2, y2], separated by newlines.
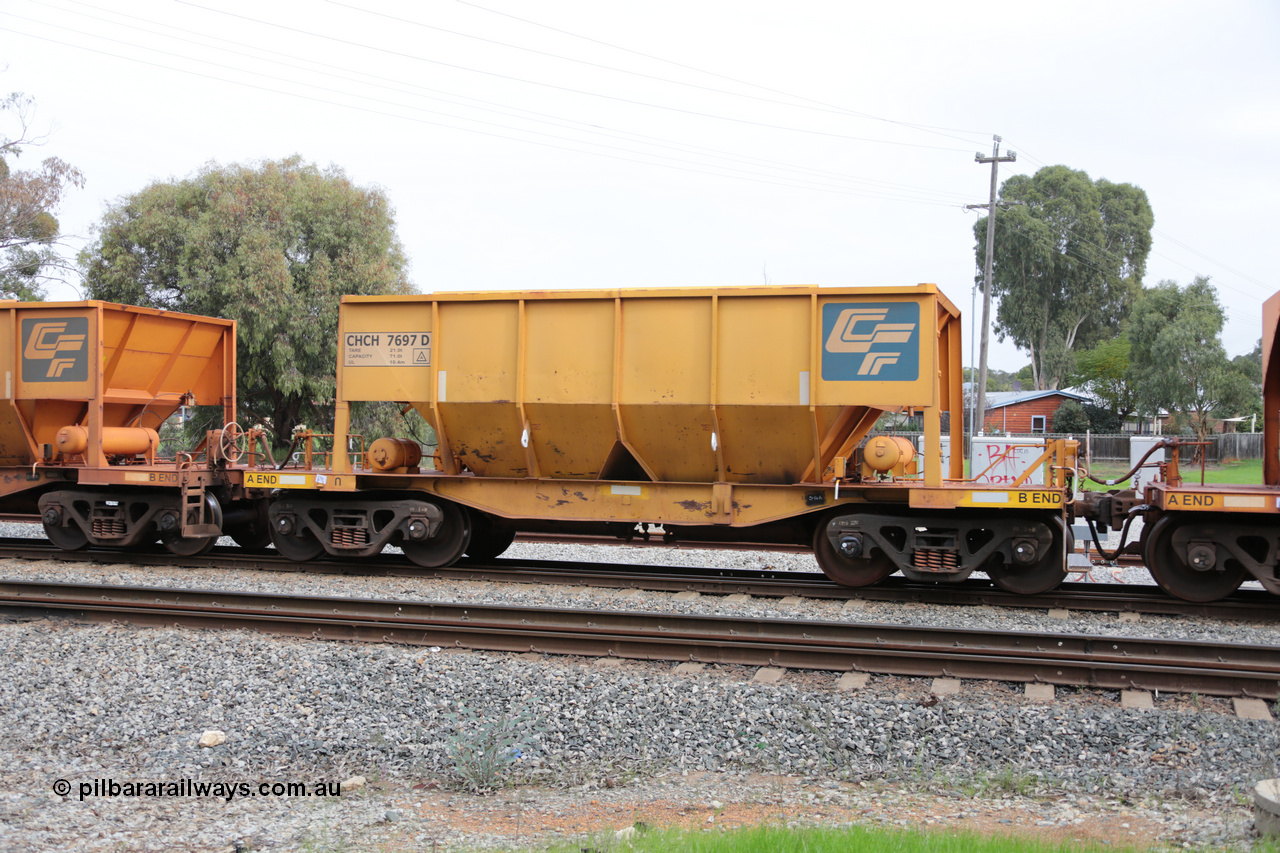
[956, 490, 1063, 508]
[821, 302, 919, 381]
[343, 332, 432, 367]
[244, 472, 315, 489]
[1160, 491, 1276, 512]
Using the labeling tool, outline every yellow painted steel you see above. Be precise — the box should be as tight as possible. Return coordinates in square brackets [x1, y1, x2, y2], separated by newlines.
[367, 437, 423, 472]
[0, 301, 235, 467]
[408, 476, 909, 528]
[927, 489, 1066, 510]
[1150, 486, 1280, 514]
[861, 435, 917, 476]
[243, 471, 324, 489]
[335, 285, 966, 499]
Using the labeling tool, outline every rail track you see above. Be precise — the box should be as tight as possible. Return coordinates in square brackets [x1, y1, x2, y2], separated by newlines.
[1, 579, 1276, 698]
[0, 536, 1276, 621]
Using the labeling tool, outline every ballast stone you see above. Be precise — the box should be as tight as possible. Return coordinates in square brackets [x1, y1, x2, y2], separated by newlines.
[197, 730, 226, 748]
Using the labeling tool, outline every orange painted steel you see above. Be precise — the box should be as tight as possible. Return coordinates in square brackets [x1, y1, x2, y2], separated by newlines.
[0, 301, 236, 519]
[0, 301, 235, 471]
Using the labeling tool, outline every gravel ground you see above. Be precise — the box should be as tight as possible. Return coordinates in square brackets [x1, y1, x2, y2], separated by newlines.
[1, 523, 1278, 851]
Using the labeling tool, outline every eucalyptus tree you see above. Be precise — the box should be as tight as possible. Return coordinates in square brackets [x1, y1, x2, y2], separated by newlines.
[0, 92, 85, 299]
[1128, 278, 1255, 442]
[1071, 335, 1139, 422]
[79, 156, 414, 443]
[974, 165, 1153, 390]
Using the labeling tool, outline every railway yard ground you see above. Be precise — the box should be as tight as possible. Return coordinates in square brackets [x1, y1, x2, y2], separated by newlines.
[1, 529, 1278, 851]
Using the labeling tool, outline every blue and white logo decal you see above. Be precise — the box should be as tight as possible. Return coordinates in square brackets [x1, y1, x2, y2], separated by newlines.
[821, 302, 919, 381]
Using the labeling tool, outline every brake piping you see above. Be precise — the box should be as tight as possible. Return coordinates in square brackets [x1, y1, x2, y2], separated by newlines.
[1087, 505, 1149, 563]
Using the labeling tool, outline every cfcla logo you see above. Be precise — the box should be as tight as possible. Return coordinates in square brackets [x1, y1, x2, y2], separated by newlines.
[820, 302, 920, 382]
[21, 317, 89, 382]
[823, 308, 915, 375]
[24, 322, 86, 377]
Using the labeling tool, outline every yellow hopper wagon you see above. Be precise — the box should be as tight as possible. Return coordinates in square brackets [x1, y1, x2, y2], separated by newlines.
[263, 284, 1080, 594]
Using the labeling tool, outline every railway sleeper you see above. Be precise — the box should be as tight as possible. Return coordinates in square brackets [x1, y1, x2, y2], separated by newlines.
[267, 494, 447, 561]
[816, 510, 1065, 594]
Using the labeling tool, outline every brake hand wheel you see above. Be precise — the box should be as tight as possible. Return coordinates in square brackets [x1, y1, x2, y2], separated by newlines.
[218, 422, 245, 464]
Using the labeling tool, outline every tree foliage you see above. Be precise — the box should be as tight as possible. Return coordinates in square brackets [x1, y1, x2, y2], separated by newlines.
[0, 93, 85, 299]
[1082, 403, 1123, 433]
[1050, 400, 1090, 434]
[1229, 341, 1265, 426]
[1070, 335, 1139, 421]
[963, 366, 1019, 392]
[1232, 341, 1263, 386]
[1127, 278, 1257, 442]
[974, 165, 1153, 391]
[79, 156, 414, 442]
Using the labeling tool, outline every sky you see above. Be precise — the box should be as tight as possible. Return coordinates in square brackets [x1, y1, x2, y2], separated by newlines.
[2, 0, 1277, 373]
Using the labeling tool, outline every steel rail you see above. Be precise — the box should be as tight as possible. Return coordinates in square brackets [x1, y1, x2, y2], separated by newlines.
[1, 580, 1276, 698]
[1, 537, 1276, 621]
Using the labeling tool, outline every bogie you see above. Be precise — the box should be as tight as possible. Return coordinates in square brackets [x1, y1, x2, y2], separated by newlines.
[38, 489, 224, 554]
[812, 508, 1066, 593]
[266, 493, 471, 567]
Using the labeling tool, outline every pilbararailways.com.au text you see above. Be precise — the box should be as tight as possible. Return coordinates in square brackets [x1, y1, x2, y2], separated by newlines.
[53, 778, 343, 803]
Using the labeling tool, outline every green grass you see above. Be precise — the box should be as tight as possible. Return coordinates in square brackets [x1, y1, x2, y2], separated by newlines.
[538, 825, 1143, 853]
[1189, 458, 1265, 485]
[1079, 458, 1265, 490]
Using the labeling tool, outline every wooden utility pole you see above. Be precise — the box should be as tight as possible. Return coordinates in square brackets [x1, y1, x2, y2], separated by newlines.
[967, 135, 1016, 436]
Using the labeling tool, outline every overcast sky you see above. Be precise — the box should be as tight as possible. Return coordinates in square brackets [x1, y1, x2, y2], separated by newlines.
[3, 0, 1277, 372]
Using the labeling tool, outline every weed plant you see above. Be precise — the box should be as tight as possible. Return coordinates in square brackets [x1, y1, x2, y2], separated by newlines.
[445, 704, 535, 793]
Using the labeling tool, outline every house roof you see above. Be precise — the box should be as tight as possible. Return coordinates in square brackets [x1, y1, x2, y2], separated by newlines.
[983, 389, 1090, 410]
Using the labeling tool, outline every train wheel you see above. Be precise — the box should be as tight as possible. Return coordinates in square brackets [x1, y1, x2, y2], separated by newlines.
[271, 529, 324, 562]
[163, 534, 218, 557]
[464, 512, 516, 561]
[812, 516, 895, 587]
[228, 502, 273, 552]
[402, 500, 472, 568]
[162, 494, 223, 557]
[1144, 515, 1245, 602]
[986, 518, 1067, 595]
[230, 526, 273, 551]
[43, 513, 89, 551]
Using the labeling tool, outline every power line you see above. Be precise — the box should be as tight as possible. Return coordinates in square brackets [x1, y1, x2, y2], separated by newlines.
[972, 211, 1250, 327]
[1152, 229, 1272, 293]
[325, 0, 948, 133]
[12, 2, 977, 205]
[49, 0, 974, 204]
[0, 20, 968, 206]
[986, 136, 1272, 303]
[453, 0, 994, 145]
[160, 0, 977, 152]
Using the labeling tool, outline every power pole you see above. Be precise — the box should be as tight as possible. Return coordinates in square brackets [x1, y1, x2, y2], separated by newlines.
[966, 135, 1016, 436]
